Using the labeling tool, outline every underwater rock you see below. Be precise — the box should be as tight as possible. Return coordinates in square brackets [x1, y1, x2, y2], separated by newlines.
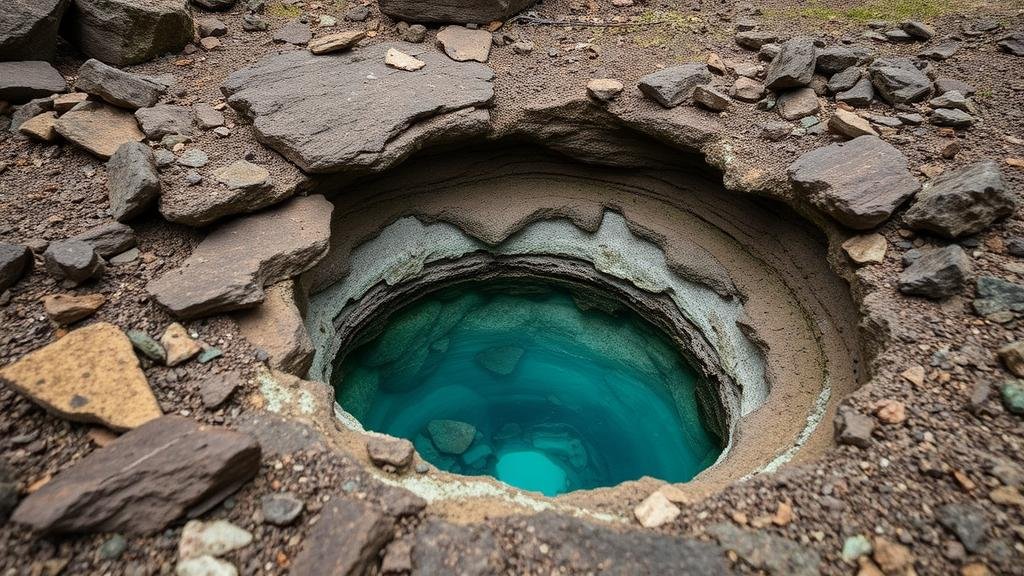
[427, 419, 476, 455]
[475, 345, 524, 376]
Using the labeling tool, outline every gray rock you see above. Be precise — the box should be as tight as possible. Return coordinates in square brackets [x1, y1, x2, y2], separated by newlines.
[897, 112, 925, 125]
[898, 245, 970, 299]
[637, 63, 711, 108]
[367, 436, 415, 471]
[196, 17, 228, 37]
[731, 76, 765, 102]
[884, 29, 914, 42]
[928, 90, 969, 111]
[788, 135, 921, 229]
[177, 149, 209, 168]
[198, 372, 241, 408]
[106, 142, 160, 221]
[291, 497, 395, 575]
[869, 58, 932, 104]
[427, 419, 476, 455]
[765, 37, 816, 90]
[76, 59, 165, 110]
[904, 161, 1012, 239]
[222, 43, 493, 174]
[345, 5, 369, 21]
[9, 98, 54, 132]
[410, 519, 504, 575]
[826, 67, 862, 93]
[0, 61, 66, 103]
[43, 240, 105, 285]
[974, 276, 1024, 317]
[193, 103, 225, 129]
[934, 77, 975, 96]
[72, 221, 136, 257]
[242, 14, 269, 31]
[184, 170, 203, 186]
[1007, 239, 1024, 258]
[901, 20, 935, 40]
[134, 104, 193, 139]
[0, 0, 70, 61]
[815, 46, 870, 74]
[147, 195, 333, 318]
[377, 0, 537, 24]
[735, 30, 777, 50]
[835, 408, 874, 448]
[212, 159, 271, 192]
[0, 244, 32, 292]
[402, 24, 427, 43]
[261, 492, 303, 526]
[936, 503, 989, 553]
[836, 76, 875, 107]
[930, 108, 973, 128]
[776, 87, 819, 120]
[154, 148, 176, 168]
[63, 0, 194, 65]
[692, 84, 731, 111]
[998, 32, 1024, 56]
[98, 534, 127, 560]
[710, 522, 821, 576]
[192, 0, 236, 10]
[918, 42, 960, 60]
[272, 21, 311, 45]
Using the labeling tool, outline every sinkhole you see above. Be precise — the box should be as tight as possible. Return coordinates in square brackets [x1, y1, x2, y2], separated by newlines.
[332, 279, 723, 496]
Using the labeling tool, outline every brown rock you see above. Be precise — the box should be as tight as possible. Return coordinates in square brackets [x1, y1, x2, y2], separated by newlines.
[291, 497, 396, 575]
[872, 537, 914, 575]
[901, 365, 925, 387]
[53, 101, 144, 159]
[308, 30, 366, 54]
[235, 280, 314, 376]
[997, 341, 1024, 377]
[634, 490, 681, 528]
[873, 399, 907, 424]
[436, 25, 492, 62]
[18, 111, 60, 142]
[586, 78, 624, 102]
[198, 372, 243, 409]
[828, 108, 878, 139]
[11, 416, 260, 535]
[842, 233, 887, 265]
[381, 539, 413, 574]
[366, 435, 415, 471]
[160, 322, 201, 366]
[0, 322, 161, 431]
[41, 293, 106, 325]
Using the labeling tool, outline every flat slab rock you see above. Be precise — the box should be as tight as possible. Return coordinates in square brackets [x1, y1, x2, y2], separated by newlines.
[11, 415, 260, 535]
[0, 61, 66, 103]
[291, 497, 396, 575]
[903, 160, 1013, 239]
[54, 101, 145, 159]
[0, 322, 161, 431]
[788, 135, 921, 229]
[147, 195, 333, 319]
[221, 42, 494, 174]
[378, 0, 538, 23]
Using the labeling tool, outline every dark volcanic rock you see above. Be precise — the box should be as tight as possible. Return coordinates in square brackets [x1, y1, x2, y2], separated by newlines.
[815, 45, 871, 75]
[710, 522, 821, 576]
[835, 407, 874, 448]
[765, 37, 816, 90]
[412, 518, 505, 575]
[222, 43, 494, 174]
[378, 0, 537, 24]
[0, 0, 70, 61]
[869, 57, 933, 104]
[836, 77, 875, 107]
[72, 221, 136, 257]
[998, 32, 1024, 56]
[0, 244, 32, 292]
[106, 142, 160, 222]
[147, 195, 333, 318]
[76, 59, 166, 110]
[134, 104, 194, 139]
[898, 245, 971, 299]
[11, 416, 260, 535]
[788, 135, 921, 229]
[637, 63, 711, 108]
[973, 276, 1024, 316]
[43, 239, 105, 285]
[63, 0, 194, 65]
[827, 67, 862, 93]
[0, 61, 66, 103]
[936, 503, 989, 553]
[291, 497, 396, 575]
[904, 161, 1013, 239]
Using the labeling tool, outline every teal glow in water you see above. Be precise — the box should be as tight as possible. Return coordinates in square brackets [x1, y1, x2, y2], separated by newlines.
[333, 281, 722, 496]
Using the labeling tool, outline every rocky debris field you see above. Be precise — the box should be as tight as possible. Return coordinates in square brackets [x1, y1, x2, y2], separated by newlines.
[1, 0, 1023, 574]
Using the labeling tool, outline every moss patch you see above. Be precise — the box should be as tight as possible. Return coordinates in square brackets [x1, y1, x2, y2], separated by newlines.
[268, 2, 302, 19]
[790, 0, 957, 22]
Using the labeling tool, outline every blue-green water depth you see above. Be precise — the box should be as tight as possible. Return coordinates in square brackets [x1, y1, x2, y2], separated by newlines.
[334, 281, 722, 496]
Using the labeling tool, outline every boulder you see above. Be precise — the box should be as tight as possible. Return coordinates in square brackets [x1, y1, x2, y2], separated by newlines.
[815, 45, 870, 75]
[72, 221, 136, 257]
[291, 497, 396, 575]
[63, 0, 194, 66]
[0, 0, 70, 61]
[427, 419, 476, 455]
[11, 415, 260, 534]
[377, 0, 537, 24]
[235, 280, 313, 375]
[788, 135, 921, 229]
[436, 25, 492, 62]
[0, 322, 160, 431]
[0, 61, 66, 103]
[54, 101, 146, 159]
[43, 239, 105, 285]
[898, 245, 971, 299]
[135, 104, 194, 139]
[765, 37, 816, 90]
[637, 64, 711, 108]
[221, 43, 494, 174]
[147, 195, 333, 319]
[0, 244, 32, 291]
[107, 142, 160, 221]
[904, 161, 1013, 239]
[76, 59, 166, 110]
[869, 57, 932, 104]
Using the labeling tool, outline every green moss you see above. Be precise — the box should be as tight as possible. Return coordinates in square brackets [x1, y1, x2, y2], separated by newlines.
[792, 0, 956, 22]
[268, 2, 302, 19]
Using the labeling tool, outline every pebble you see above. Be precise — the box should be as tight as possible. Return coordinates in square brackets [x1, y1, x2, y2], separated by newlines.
[176, 556, 237, 576]
[261, 492, 304, 526]
[177, 149, 209, 168]
[99, 534, 128, 560]
[586, 78, 624, 102]
[178, 519, 253, 560]
[160, 322, 201, 367]
[633, 490, 680, 528]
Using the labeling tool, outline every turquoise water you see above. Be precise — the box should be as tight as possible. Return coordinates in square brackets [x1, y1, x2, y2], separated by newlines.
[333, 281, 722, 496]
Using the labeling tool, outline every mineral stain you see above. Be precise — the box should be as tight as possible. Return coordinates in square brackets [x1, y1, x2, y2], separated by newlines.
[334, 281, 722, 496]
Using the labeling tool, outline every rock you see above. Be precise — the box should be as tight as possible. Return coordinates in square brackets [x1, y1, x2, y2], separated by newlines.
[0, 244, 32, 291]
[160, 322, 201, 366]
[72, 221, 135, 258]
[377, 0, 537, 24]
[929, 90, 970, 111]
[308, 30, 366, 54]
[234, 280, 313, 375]
[0, 322, 160, 431]
[381, 540, 413, 574]
[197, 372, 242, 409]
[193, 103, 225, 129]
[261, 492, 304, 526]
[41, 293, 106, 324]
[835, 407, 874, 448]
[0, 61, 66, 103]
[345, 5, 369, 21]
[176, 556, 237, 576]
[196, 17, 228, 37]
[427, 419, 476, 454]
[242, 14, 268, 32]
[842, 233, 887, 264]
[974, 276, 1024, 317]
[476, 345, 523, 376]
[192, 0, 236, 10]
[885, 29, 913, 42]
[135, 105, 193, 139]
[873, 537, 914, 574]
[788, 135, 921, 229]
[436, 25, 492, 62]
[765, 37, 816, 90]
[898, 245, 970, 299]
[998, 342, 1024, 377]
[692, 84, 731, 111]
[918, 42, 960, 60]
[0, 0, 70, 61]
[54, 101, 145, 159]
[53, 91, 89, 112]
[179, 519, 252, 560]
[732, 76, 765, 102]
[998, 32, 1024, 56]
[836, 77, 875, 107]
[775, 87, 819, 120]
[900, 20, 935, 40]
[148, 196, 332, 318]
[272, 21, 311, 45]
[511, 40, 534, 54]
[736, 30, 777, 50]
[637, 64, 711, 108]
[869, 58, 932, 104]
[43, 239, 105, 285]
[367, 436, 415, 471]
[936, 503, 989, 553]
[177, 149, 209, 168]
[98, 534, 127, 560]
[586, 78, 624, 101]
[222, 44, 493, 174]
[127, 329, 166, 363]
[815, 46, 870, 75]
[710, 522, 821, 576]
[829, 108, 877, 138]
[827, 68, 862, 93]
[199, 36, 221, 51]
[212, 159, 270, 192]
[873, 399, 906, 424]
[1001, 380, 1024, 415]
[291, 497, 396, 575]
[634, 491, 681, 528]
[904, 161, 1012, 239]
[65, 0, 192, 65]
[18, 111, 59, 142]
[107, 142, 160, 221]
[11, 415, 259, 534]
[385, 47, 425, 71]
[401, 24, 427, 43]
[930, 108, 973, 128]
[934, 77, 975, 96]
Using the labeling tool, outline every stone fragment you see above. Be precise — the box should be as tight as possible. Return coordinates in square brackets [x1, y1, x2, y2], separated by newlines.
[43, 239, 105, 285]
[904, 161, 1012, 239]
[18, 111, 59, 142]
[148, 196, 333, 318]
[196, 17, 228, 37]
[42, 293, 106, 325]
[308, 30, 366, 54]
[929, 90, 969, 111]
[512, 40, 534, 54]
[788, 135, 921, 229]
[192, 0, 236, 9]
[54, 101, 145, 159]
[998, 32, 1024, 56]
[198, 372, 242, 409]
[381, 540, 413, 574]
[427, 419, 476, 455]
[178, 519, 252, 560]
[998, 342, 1024, 377]
[99, 534, 127, 559]
[634, 491, 680, 528]
[1001, 380, 1024, 415]
[873, 399, 906, 424]
[637, 64, 711, 108]
[290, 497, 395, 575]
[0, 322, 160, 431]
[835, 407, 874, 448]
[827, 68, 862, 93]
[235, 280, 313, 375]
[65, 0, 193, 66]
[242, 14, 268, 32]
[10, 97, 54, 131]
[898, 245, 970, 299]
[692, 84, 731, 111]
[345, 5, 370, 21]
[199, 37, 221, 51]
[934, 77, 975, 96]
[53, 92, 89, 112]
[436, 26, 492, 62]
[261, 493, 304, 526]
[177, 149, 209, 168]
[272, 21, 311, 45]
[160, 322, 201, 366]
[367, 436, 415, 471]
[873, 537, 914, 574]
[869, 58, 932, 104]
[127, 329, 166, 363]
[212, 160, 270, 193]
[815, 46, 870, 74]
[765, 37, 816, 90]
[735, 30, 777, 50]
[107, 142, 160, 221]
[176, 556, 236, 576]
[974, 276, 1024, 317]
[936, 503, 989, 553]
[842, 233, 887, 264]
[0, 244, 32, 291]
[135, 105, 193, 139]
[776, 87, 819, 120]
[918, 42, 960, 60]
[72, 221, 136, 258]
[930, 108, 973, 128]
[385, 47, 425, 71]
[836, 77, 875, 107]
[732, 77, 765, 102]
[401, 24, 427, 43]
[377, 0, 537, 24]
[586, 78, 624, 101]
[828, 108, 877, 138]
[710, 523, 821, 576]
[0, 0, 70, 61]
[900, 20, 935, 40]
[193, 103, 225, 129]
[0, 61, 66, 103]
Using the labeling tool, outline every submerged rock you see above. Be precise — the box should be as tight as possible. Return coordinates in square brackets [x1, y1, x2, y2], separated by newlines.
[427, 419, 476, 455]
[476, 345, 524, 376]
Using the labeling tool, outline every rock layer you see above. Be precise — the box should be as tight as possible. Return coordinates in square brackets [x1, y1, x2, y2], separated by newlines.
[378, 0, 538, 23]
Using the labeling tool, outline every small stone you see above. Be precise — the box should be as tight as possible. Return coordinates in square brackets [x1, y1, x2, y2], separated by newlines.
[184, 171, 203, 186]
[242, 14, 269, 32]
[427, 419, 476, 455]
[261, 492, 304, 526]
[345, 5, 370, 21]
[367, 436, 415, 471]
[873, 399, 907, 424]
[931, 108, 973, 128]
[904, 161, 1012, 239]
[934, 77, 975, 96]
[18, 111, 60, 142]
[199, 37, 221, 51]
[176, 556, 237, 576]
[827, 68, 862, 93]
[829, 108, 877, 138]
[177, 149, 209, 168]
[900, 20, 935, 40]
[401, 24, 427, 43]
[586, 78, 624, 102]
[126, 329, 166, 363]
[776, 87, 819, 120]
[511, 40, 534, 54]
[843, 535, 873, 562]
[107, 142, 160, 222]
[869, 58, 933, 104]
[998, 32, 1024, 56]
[634, 490, 681, 528]
[732, 77, 765, 102]
[318, 15, 337, 27]
[873, 537, 914, 574]
[692, 84, 732, 111]
[918, 42, 960, 60]
[936, 503, 989, 553]
[193, 104, 225, 129]
[381, 540, 413, 574]
[160, 322, 201, 367]
[999, 342, 1024, 377]
[638, 64, 711, 108]
[835, 408, 874, 448]
[816, 46, 870, 75]
[212, 160, 271, 193]
[42, 293, 106, 325]
[72, 222, 136, 259]
[898, 245, 970, 299]
[197, 17, 228, 37]
[272, 21, 312, 45]
[212, 126, 231, 138]
[75, 59, 164, 110]
[308, 30, 366, 54]
[54, 101, 145, 159]
[179, 519, 253, 560]
[198, 372, 242, 409]
[0, 244, 32, 292]
[99, 534, 127, 560]
[836, 77, 875, 108]
[736, 30, 777, 50]
[385, 48, 425, 71]
[1000, 380, 1024, 415]
[53, 92, 89, 113]
[842, 233, 887, 264]
[989, 486, 1024, 507]
[44, 240, 105, 286]
[436, 25, 492, 62]
[0, 61, 66, 103]
[197, 347, 222, 363]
